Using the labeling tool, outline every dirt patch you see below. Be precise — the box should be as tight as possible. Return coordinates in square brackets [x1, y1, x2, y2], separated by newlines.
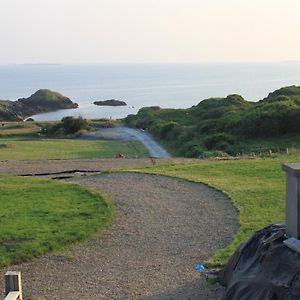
[0, 143, 14, 148]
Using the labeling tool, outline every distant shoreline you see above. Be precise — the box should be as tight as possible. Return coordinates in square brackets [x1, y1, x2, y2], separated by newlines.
[1, 63, 300, 121]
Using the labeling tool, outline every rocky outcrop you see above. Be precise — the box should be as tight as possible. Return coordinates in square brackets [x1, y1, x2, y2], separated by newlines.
[0, 89, 78, 121]
[93, 99, 127, 106]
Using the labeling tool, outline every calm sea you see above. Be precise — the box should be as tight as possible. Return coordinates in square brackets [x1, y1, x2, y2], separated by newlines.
[0, 63, 300, 121]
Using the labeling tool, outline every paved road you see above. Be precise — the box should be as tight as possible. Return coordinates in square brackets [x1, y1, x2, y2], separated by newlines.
[80, 127, 171, 159]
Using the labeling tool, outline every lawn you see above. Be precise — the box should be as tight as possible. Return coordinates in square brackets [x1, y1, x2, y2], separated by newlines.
[0, 121, 149, 160]
[0, 122, 41, 136]
[132, 153, 300, 266]
[0, 138, 148, 160]
[0, 175, 113, 267]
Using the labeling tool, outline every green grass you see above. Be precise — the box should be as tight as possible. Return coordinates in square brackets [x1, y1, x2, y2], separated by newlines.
[0, 175, 113, 267]
[0, 122, 41, 136]
[0, 138, 148, 160]
[0, 121, 149, 160]
[130, 153, 300, 266]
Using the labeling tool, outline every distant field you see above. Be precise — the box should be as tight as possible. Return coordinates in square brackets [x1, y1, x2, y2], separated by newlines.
[133, 153, 299, 265]
[0, 138, 148, 160]
[0, 122, 41, 136]
[0, 122, 148, 160]
[0, 175, 112, 267]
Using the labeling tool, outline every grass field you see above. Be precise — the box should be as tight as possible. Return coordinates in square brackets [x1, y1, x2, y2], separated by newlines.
[131, 153, 300, 266]
[0, 122, 149, 160]
[0, 122, 41, 136]
[0, 138, 148, 160]
[0, 175, 113, 267]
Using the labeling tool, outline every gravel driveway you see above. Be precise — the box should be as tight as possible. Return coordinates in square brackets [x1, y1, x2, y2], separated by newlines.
[0, 172, 238, 299]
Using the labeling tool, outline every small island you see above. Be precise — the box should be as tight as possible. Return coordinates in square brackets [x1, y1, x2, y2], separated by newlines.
[0, 89, 78, 121]
[93, 99, 127, 106]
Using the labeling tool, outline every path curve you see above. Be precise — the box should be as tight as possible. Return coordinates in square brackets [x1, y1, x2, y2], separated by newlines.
[1, 173, 238, 299]
[80, 127, 171, 158]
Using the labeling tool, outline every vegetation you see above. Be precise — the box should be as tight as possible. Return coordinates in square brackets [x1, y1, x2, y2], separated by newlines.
[0, 175, 112, 267]
[0, 89, 78, 121]
[0, 121, 149, 160]
[0, 121, 41, 137]
[43, 116, 91, 136]
[0, 138, 148, 160]
[94, 99, 127, 106]
[125, 86, 300, 157]
[129, 153, 300, 265]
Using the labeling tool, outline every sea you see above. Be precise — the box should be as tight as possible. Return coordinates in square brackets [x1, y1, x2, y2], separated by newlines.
[0, 63, 300, 121]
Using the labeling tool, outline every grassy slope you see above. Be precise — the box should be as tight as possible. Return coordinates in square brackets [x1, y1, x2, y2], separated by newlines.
[130, 153, 299, 266]
[124, 86, 300, 157]
[0, 138, 148, 160]
[0, 122, 149, 160]
[0, 175, 113, 267]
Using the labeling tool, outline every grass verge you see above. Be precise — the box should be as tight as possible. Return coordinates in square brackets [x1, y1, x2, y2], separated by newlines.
[0, 175, 113, 267]
[129, 153, 300, 266]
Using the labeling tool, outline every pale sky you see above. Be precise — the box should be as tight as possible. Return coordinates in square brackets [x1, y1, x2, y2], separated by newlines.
[1, 0, 300, 64]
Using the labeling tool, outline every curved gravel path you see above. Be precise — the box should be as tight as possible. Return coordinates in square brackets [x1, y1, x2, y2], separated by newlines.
[1, 173, 238, 299]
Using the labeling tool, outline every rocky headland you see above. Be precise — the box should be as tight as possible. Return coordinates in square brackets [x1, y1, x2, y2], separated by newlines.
[0, 89, 78, 121]
[93, 99, 127, 106]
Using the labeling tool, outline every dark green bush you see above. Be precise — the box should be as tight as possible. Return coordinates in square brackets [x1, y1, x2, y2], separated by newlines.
[182, 141, 204, 158]
[44, 116, 90, 136]
[159, 121, 179, 139]
[204, 133, 236, 151]
[61, 116, 90, 134]
[237, 99, 299, 136]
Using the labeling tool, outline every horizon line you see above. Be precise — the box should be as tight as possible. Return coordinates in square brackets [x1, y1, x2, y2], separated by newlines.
[0, 60, 300, 66]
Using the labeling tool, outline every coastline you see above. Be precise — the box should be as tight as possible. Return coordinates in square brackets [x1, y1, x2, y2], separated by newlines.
[1, 63, 300, 121]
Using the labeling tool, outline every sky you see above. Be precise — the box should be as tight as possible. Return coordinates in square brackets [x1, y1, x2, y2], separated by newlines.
[0, 0, 300, 64]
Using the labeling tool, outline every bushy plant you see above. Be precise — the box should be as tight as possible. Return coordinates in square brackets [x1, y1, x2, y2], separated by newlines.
[182, 141, 204, 158]
[61, 116, 90, 134]
[43, 116, 90, 136]
[159, 121, 179, 139]
[237, 99, 300, 136]
[204, 133, 236, 151]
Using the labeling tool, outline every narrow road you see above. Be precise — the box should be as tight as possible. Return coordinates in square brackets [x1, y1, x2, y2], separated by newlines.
[1, 173, 238, 299]
[80, 127, 171, 158]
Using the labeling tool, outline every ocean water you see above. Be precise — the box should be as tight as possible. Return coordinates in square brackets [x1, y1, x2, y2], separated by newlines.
[0, 63, 300, 121]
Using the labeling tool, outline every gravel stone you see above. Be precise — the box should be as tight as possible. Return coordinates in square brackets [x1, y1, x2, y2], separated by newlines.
[0, 163, 238, 299]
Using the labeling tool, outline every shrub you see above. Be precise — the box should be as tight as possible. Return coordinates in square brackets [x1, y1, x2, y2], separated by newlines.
[61, 116, 90, 134]
[204, 133, 236, 152]
[43, 116, 90, 136]
[237, 99, 300, 136]
[159, 121, 179, 139]
[202, 150, 230, 158]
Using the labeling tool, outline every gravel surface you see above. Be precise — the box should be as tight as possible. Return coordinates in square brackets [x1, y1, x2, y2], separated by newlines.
[0, 158, 194, 176]
[0, 172, 238, 299]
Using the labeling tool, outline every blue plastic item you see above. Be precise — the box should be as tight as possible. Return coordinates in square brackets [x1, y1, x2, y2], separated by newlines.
[195, 264, 205, 271]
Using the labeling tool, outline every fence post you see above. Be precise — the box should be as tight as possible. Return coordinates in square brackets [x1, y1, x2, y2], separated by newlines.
[282, 163, 300, 239]
[5, 271, 22, 300]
